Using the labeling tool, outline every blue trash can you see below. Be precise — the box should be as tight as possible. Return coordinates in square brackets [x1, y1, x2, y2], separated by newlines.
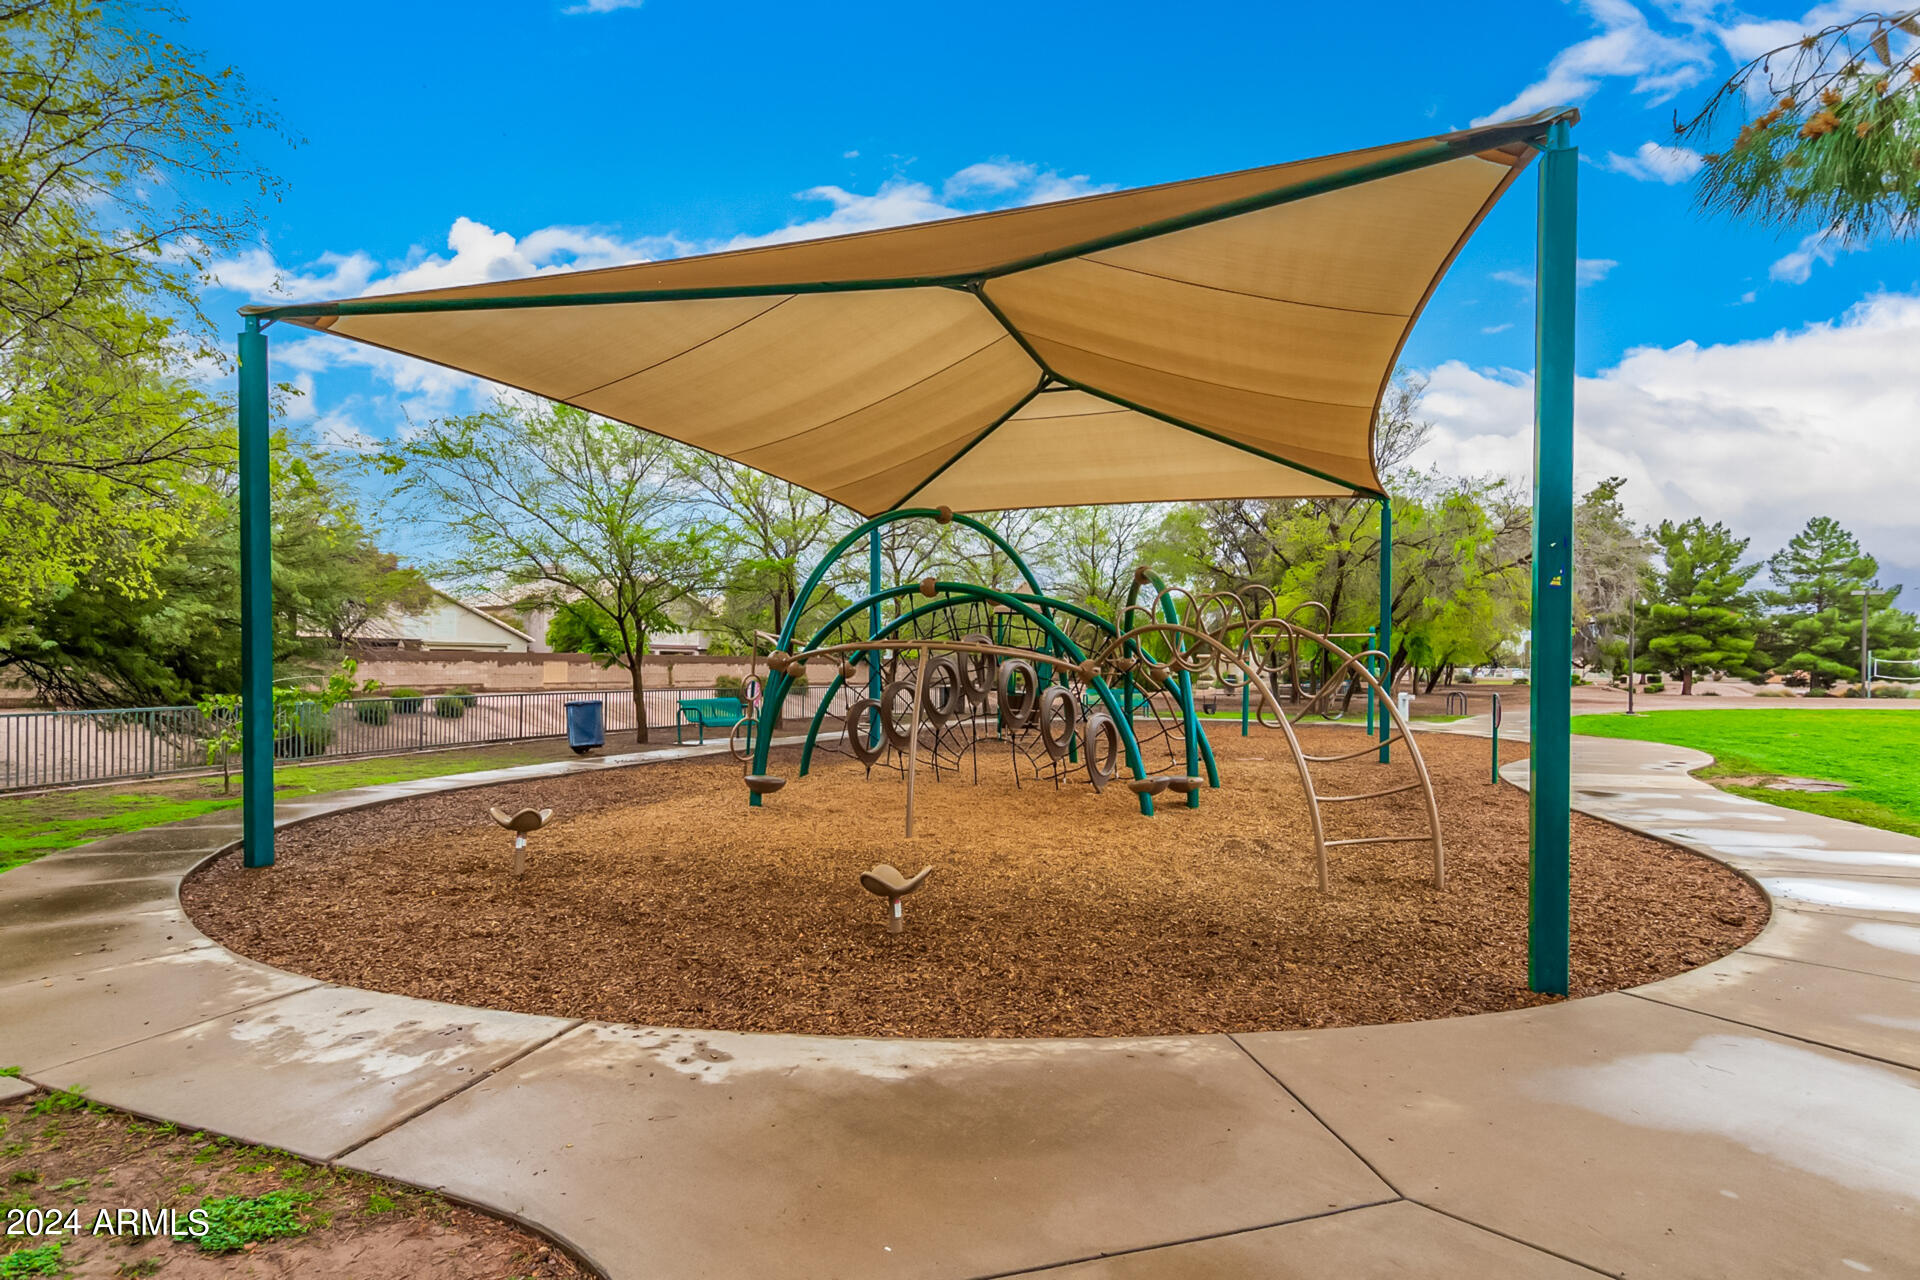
[565, 699, 605, 754]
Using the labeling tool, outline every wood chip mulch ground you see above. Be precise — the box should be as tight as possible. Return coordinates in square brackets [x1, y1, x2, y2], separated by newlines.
[185, 729, 1767, 1038]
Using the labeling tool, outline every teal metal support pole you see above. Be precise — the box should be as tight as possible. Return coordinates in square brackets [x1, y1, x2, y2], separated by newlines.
[1378, 498, 1393, 764]
[868, 528, 882, 728]
[1529, 118, 1578, 995]
[1240, 681, 1249, 736]
[237, 319, 274, 868]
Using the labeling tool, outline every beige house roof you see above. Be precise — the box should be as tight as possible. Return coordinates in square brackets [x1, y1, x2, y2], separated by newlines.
[255, 111, 1569, 514]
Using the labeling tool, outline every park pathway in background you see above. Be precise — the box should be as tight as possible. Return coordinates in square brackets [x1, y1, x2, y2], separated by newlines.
[2, 730, 1917, 1277]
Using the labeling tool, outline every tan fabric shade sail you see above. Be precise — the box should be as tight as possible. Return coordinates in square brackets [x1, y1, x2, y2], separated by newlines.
[254, 111, 1570, 514]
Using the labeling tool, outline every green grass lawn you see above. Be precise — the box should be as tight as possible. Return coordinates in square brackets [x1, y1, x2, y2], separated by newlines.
[0, 744, 569, 874]
[1572, 707, 1920, 837]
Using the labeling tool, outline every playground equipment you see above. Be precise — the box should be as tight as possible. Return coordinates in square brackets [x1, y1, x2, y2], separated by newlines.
[489, 806, 552, 876]
[1865, 654, 1920, 696]
[1444, 690, 1505, 783]
[742, 508, 1446, 890]
[860, 863, 934, 934]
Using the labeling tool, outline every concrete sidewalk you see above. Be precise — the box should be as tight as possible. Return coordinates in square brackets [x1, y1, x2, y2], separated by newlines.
[2, 731, 1917, 1277]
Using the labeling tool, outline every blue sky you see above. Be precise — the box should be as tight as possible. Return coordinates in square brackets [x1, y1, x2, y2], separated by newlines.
[182, 0, 1920, 595]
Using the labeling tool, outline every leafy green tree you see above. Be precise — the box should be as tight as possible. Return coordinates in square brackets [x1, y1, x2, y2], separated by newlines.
[680, 455, 833, 646]
[0, 437, 427, 705]
[1677, 9, 1918, 244]
[1040, 504, 1166, 622]
[1763, 516, 1918, 688]
[1151, 371, 1530, 693]
[1640, 519, 1763, 695]
[1572, 477, 1652, 669]
[1, 0, 284, 602]
[386, 400, 722, 744]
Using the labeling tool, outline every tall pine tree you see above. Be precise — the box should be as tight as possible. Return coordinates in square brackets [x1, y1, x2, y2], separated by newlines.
[1640, 519, 1763, 695]
[1764, 517, 1918, 689]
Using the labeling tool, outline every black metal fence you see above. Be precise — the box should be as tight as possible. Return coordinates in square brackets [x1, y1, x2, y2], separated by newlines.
[0, 686, 777, 792]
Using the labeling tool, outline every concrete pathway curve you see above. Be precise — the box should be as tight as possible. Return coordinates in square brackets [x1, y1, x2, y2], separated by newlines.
[2, 732, 1917, 1278]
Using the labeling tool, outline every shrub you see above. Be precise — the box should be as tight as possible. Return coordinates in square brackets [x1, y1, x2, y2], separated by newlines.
[353, 698, 393, 725]
[432, 694, 468, 719]
[449, 685, 478, 708]
[714, 674, 744, 699]
[0, 1243, 65, 1277]
[1456, 671, 1475, 684]
[178, 1190, 315, 1253]
[272, 704, 334, 759]
[388, 687, 424, 714]
[1512, 676, 1529, 686]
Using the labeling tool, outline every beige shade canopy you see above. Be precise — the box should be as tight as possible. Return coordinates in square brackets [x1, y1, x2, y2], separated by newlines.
[258, 112, 1568, 514]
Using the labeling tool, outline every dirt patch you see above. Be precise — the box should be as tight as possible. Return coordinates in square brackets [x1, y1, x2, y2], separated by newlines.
[1716, 774, 1850, 792]
[185, 729, 1767, 1038]
[0, 1089, 590, 1278]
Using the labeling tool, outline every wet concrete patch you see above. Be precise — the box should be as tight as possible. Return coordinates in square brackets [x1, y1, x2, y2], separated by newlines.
[1038, 1200, 1597, 1279]
[0, 945, 319, 1074]
[43, 985, 576, 1161]
[346, 1023, 1389, 1280]
[1237, 994, 1920, 1279]
[0, 909, 208, 987]
[1633, 952, 1920, 1069]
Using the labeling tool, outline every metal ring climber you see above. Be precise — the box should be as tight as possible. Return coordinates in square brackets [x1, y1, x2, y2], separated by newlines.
[999, 658, 1039, 729]
[1038, 685, 1078, 760]
[881, 679, 919, 752]
[922, 654, 964, 726]
[958, 633, 994, 706]
[727, 714, 756, 764]
[843, 698, 884, 765]
[1082, 710, 1120, 791]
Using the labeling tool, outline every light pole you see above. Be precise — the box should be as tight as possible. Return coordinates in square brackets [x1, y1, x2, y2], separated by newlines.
[1626, 595, 1639, 715]
[1855, 586, 1880, 698]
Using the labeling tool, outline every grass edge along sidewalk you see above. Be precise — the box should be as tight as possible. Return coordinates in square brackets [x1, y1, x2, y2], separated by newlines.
[0, 1078, 589, 1278]
[0, 743, 573, 874]
[1571, 706, 1920, 838]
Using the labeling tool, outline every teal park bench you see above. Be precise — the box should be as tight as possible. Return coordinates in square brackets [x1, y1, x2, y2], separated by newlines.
[677, 696, 747, 745]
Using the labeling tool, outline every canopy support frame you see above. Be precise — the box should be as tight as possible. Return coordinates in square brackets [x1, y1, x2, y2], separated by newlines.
[1528, 118, 1578, 995]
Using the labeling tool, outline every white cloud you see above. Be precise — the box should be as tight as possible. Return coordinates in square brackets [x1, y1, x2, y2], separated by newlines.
[1475, 0, 1711, 124]
[562, 0, 642, 12]
[367, 217, 686, 295]
[1482, 323, 1514, 334]
[1604, 140, 1705, 183]
[723, 179, 958, 250]
[946, 160, 1034, 197]
[724, 159, 1113, 250]
[1769, 226, 1861, 284]
[1413, 291, 1920, 573]
[209, 246, 379, 301]
[208, 218, 688, 305]
[282, 371, 317, 423]
[312, 409, 382, 454]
